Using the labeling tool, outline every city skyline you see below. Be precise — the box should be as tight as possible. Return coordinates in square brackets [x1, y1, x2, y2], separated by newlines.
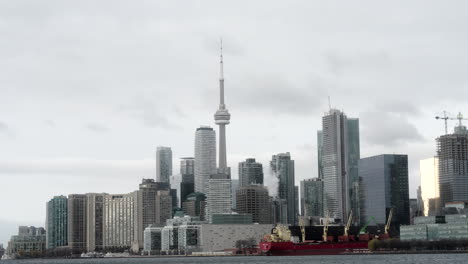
[1, 0, 468, 246]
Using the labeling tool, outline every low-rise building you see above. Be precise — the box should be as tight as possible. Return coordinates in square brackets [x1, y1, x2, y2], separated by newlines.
[7, 226, 46, 256]
[401, 214, 468, 241]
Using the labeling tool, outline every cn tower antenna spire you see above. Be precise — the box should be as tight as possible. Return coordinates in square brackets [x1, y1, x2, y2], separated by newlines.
[220, 38, 224, 80]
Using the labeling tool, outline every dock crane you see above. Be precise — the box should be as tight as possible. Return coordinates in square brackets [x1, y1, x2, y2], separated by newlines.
[385, 208, 394, 235]
[339, 210, 353, 242]
[436, 111, 468, 134]
[299, 218, 306, 242]
[322, 212, 330, 242]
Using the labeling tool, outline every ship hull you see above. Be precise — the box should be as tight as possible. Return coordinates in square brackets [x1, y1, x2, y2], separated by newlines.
[259, 241, 369, 256]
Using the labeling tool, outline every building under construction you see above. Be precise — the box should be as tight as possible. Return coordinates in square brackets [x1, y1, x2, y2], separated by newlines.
[437, 122, 468, 207]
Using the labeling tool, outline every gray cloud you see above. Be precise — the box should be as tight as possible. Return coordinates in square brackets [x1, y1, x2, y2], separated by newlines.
[44, 120, 56, 127]
[0, 122, 8, 134]
[85, 123, 109, 133]
[117, 99, 180, 130]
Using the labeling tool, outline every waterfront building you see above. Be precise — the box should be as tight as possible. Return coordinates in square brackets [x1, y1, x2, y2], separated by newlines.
[6, 226, 46, 256]
[300, 178, 324, 217]
[206, 173, 232, 223]
[211, 213, 253, 224]
[67, 194, 87, 252]
[86, 193, 105, 252]
[156, 146, 172, 183]
[194, 126, 217, 194]
[239, 158, 264, 187]
[156, 190, 173, 226]
[437, 123, 468, 207]
[180, 157, 195, 205]
[270, 152, 296, 225]
[359, 154, 410, 226]
[401, 214, 468, 241]
[318, 109, 360, 223]
[182, 192, 206, 221]
[420, 157, 440, 216]
[103, 192, 139, 249]
[236, 185, 270, 224]
[46, 195, 68, 249]
[143, 225, 163, 255]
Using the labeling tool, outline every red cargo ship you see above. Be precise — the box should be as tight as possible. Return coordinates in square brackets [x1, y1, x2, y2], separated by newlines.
[259, 240, 369, 256]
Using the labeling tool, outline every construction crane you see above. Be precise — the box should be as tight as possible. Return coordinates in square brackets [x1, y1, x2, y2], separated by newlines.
[344, 210, 353, 237]
[385, 208, 394, 235]
[436, 111, 468, 134]
[299, 218, 306, 242]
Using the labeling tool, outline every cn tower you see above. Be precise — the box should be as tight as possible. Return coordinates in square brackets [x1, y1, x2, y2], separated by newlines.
[214, 41, 231, 173]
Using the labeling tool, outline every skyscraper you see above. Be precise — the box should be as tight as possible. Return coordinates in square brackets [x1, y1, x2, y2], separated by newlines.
[214, 42, 231, 175]
[156, 190, 173, 225]
[359, 154, 410, 226]
[270, 152, 296, 225]
[194, 126, 216, 194]
[156, 146, 172, 183]
[206, 173, 232, 223]
[67, 194, 87, 252]
[180, 157, 195, 205]
[318, 109, 360, 223]
[437, 123, 468, 207]
[86, 193, 105, 252]
[46, 196, 68, 249]
[236, 185, 271, 224]
[239, 158, 264, 187]
[420, 157, 440, 216]
[300, 178, 324, 217]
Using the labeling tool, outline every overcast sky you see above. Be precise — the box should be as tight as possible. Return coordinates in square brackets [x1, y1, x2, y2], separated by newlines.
[1, 0, 468, 245]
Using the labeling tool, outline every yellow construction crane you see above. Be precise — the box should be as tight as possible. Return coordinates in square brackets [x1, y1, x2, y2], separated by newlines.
[385, 208, 394, 235]
[344, 210, 353, 237]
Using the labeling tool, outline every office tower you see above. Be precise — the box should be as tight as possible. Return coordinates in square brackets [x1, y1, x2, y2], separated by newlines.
[437, 123, 468, 207]
[182, 192, 206, 221]
[194, 126, 216, 194]
[359, 154, 410, 226]
[180, 157, 195, 205]
[46, 196, 68, 249]
[156, 146, 172, 183]
[420, 157, 440, 216]
[214, 42, 231, 175]
[67, 194, 87, 252]
[317, 131, 324, 179]
[270, 152, 296, 224]
[300, 178, 324, 217]
[103, 192, 139, 249]
[86, 193, 105, 252]
[206, 173, 232, 223]
[236, 185, 270, 224]
[231, 179, 239, 209]
[156, 190, 173, 225]
[318, 109, 360, 223]
[239, 158, 264, 187]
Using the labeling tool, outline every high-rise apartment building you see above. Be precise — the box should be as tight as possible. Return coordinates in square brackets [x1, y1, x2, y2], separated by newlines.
[182, 192, 206, 221]
[300, 178, 324, 217]
[67, 194, 87, 252]
[46, 196, 68, 249]
[236, 185, 270, 224]
[86, 193, 105, 252]
[103, 192, 139, 249]
[206, 173, 232, 223]
[270, 152, 296, 225]
[359, 154, 410, 226]
[318, 109, 360, 223]
[180, 157, 195, 205]
[437, 124, 468, 207]
[156, 190, 173, 226]
[194, 126, 216, 194]
[420, 157, 440, 216]
[239, 158, 263, 187]
[156, 146, 172, 183]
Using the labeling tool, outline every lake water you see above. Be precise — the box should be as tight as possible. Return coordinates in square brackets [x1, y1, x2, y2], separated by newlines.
[2, 254, 468, 264]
